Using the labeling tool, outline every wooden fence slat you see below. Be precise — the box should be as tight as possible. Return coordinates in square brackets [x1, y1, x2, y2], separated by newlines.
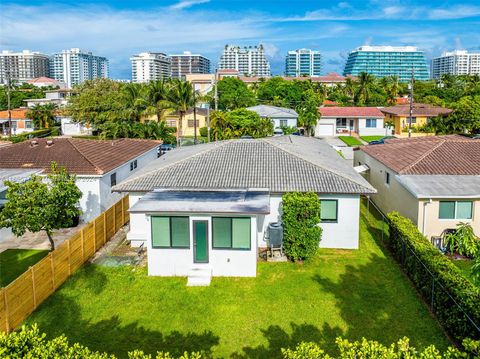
[0, 195, 129, 334]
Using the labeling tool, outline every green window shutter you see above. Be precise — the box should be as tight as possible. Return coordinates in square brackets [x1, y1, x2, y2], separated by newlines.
[232, 218, 251, 249]
[321, 200, 338, 222]
[456, 201, 473, 219]
[152, 217, 170, 247]
[439, 201, 455, 219]
[212, 218, 232, 248]
[171, 217, 190, 247]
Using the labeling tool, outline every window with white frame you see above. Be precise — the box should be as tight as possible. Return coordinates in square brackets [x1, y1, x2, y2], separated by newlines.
[366, 118, 377, 128]
[439, 201, 473, 220]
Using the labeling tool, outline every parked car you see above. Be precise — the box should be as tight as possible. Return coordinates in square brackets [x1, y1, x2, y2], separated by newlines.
[368, 136, 397, 145]
[273, 128, 284, 136]
[158, 144, 175, 157]
[472, 134, 480, 139]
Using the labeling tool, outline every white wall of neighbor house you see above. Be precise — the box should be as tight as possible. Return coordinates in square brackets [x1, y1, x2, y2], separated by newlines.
[358, 118, 387, 136]
[354, 151, 420, 224]
[258, 194, 360, 250]
[146, 213, 258, 277]
[271, 117, 297, 129]
[315, 118, 336, 137]
[418, 198, 480, 239]
[127, 192, 148, 246]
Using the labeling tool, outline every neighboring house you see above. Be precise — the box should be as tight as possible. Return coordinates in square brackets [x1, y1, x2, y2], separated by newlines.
[27, 77, 67, 89]
[0, 109, 34, 135]
[0, 168, 43, 241]
[247, 105, 298, 129]
[354, 135, 480, 239]
[164, 108, 208, 137]
[316, 107, 387, 137]
[0, 138, 160, 222]
[113, 136, 376, 278]
[380, 103, 452, 135]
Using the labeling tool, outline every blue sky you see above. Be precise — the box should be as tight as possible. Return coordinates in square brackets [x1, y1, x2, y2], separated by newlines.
[1, 0, 479, 79]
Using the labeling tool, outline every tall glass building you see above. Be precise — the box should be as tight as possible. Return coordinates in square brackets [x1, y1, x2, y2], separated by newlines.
[285, 49, 322, 77]
[343, 46, 429, 81]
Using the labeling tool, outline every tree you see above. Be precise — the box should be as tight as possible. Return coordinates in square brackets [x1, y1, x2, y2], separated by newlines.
[0, 83, 47, 111]
[168, 79, 195, 146]
[122, 83, 147, 122]
[67, 79, 125, 127]
[0, 162, 82, 250]
[26, 103, 57, 129]
[297, 90, 321, 136]
[212, 77, 255, 110]
[143, 80, 172, 122]
[356, 72, 376, 105]
[448, 95, 480, 133]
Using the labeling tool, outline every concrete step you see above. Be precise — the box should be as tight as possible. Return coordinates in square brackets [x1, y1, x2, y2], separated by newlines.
[187, 267, 212, 286]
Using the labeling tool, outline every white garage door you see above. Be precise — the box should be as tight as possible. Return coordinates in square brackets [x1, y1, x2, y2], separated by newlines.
[316, 124, 334, 137]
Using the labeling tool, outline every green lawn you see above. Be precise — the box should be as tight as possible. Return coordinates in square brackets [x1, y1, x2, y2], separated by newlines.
[0, 249, 49, 287]
[338, 136, 363, 146]
[25, 209, 449, 358]
[360, 136, 385, 143]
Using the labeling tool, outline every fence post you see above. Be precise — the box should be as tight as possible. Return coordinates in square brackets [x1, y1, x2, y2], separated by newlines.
[113, 203, 116, 232]
[103, 212, 107, 244]
[67, 240, 72, 276]
[3, 289, 10, 333]
[30, 266, 37, 309]
[93, 219, 97, 252]
[121, 197, 125, 225]
[50, 252, 55, 290]
[81, 229, 85, 261]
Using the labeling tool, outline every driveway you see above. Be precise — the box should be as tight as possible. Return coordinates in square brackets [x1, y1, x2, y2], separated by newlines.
[318, 136, 354, 164]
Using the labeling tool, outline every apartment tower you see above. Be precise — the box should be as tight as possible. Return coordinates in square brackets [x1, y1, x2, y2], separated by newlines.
[131, 52, 171, 83]
[285, 49, 322, 77]
[219, 45, 271, 77]
[0, 50, 50, 85]
[431, 50, 480, 79]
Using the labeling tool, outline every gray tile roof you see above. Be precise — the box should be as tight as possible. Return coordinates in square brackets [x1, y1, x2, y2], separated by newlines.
[396, 175, 480, 199]
[247, 105, 298, 118]
[113, 136, 376, 195]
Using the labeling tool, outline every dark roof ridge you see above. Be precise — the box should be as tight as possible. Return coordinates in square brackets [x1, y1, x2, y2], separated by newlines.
[261, 137, 374, 192]
[67, 138, 103, 175]
[399, 138, 447, 174]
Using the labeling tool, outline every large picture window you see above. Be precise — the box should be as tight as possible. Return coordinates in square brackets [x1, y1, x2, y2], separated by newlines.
[320, 200, 338, 222]
[366, 118, 377, 128]
[152, 216, 190, 248]
[439, 201, 473, 220]
[212, 217, 251, 249]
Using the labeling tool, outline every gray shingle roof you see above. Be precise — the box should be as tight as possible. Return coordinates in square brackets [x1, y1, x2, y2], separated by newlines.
[113, 136, 376, 195]
[247, 105, 298, 118]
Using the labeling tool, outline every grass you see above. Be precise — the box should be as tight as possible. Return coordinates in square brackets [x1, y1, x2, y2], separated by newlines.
[0, 249, 49, 287]
[338, 136, 363, 146]
[25, 208, 450, 358]
[452, 259, 474, 282]
[360, 136, 385, 143]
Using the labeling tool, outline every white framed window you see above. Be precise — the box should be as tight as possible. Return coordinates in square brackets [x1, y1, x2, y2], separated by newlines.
[366, 118, 377, 128]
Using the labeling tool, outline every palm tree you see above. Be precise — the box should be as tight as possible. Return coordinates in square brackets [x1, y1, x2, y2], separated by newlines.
[356, 72, 376, 105]
[143, 80, 172, 122]
[210, 111, 228, 141]
[27, 103, 57, 129]
[122, 83, 146, 122]
[167, 79, 195, 147]
[343, 78, 357, 104]
[385, 76, 401, 104]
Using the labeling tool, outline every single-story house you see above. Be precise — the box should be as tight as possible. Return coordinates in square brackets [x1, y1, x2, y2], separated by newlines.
[113, 136, 376, 280]
[380, 103, 452, 135]
[247, 105, 298, 129]
[0, 109, 34, 136]
[0, 138, 160, 222]
[315, 107, 387, 137]
[27, 77, 67, 89]
[354, 135, 480, 239]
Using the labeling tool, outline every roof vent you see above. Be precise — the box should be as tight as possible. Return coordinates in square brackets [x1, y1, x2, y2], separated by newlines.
[30, 140, 38, 147]
[46, 140, 54, 147]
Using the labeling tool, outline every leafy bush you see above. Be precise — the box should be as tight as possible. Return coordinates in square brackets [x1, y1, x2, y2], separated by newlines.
[445, 222, 480, 258]
[199, 127, 208, 138]
[282, 192, 322, 261]
[282, 337, 480, 358]
[8, 127, 60, 143]
[472, 257, 480, 286]
[280, 126, 298, 135]
[386, 212, 480, 341]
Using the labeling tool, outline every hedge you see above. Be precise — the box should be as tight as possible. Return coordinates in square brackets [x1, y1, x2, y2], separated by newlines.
[2, 325, 479, 358]
[8, 127, 60, 143]
[386, 212, 480, 341]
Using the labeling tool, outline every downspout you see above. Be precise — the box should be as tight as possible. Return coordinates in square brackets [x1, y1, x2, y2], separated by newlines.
[422, 199, 432, 236]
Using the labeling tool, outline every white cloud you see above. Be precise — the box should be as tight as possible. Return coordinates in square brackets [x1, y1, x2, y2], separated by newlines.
[169, 0, 210, 10]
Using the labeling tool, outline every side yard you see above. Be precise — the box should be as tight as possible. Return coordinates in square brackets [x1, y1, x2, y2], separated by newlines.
[0, 249, 48, 287]
[25, 207, 450, 358]
[338, 136, 363, 147]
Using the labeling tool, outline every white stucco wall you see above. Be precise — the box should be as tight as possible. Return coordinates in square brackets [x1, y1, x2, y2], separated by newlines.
[258, 194, 360, 250]
[315, 118, 336, 137]
[127, 193, 148, 246]
[146, 214, 257, 277]
[357, 118, 387, 136]
[271, 117, 297, 129]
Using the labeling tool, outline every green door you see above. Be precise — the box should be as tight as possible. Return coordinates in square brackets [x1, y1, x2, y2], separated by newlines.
[193, 220, 208, 263]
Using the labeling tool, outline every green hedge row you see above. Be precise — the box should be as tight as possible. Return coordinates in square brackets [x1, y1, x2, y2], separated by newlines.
[8, 127, 60, 143]
[2, 325, 479, 358]
[386, 212, 480, 341]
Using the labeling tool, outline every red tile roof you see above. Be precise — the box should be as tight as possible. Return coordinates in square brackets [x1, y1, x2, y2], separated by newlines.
[0, 109, 29, 120]
[0, 138, 161, 175]
[27, 77, 60, 84]
[318, 106, 384, 118]
[361, 135, 480, 175]
[380, 103, 452, 117]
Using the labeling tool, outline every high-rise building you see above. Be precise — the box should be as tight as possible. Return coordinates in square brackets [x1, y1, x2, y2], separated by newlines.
[169, 51, 210, 79]
[0, 50, 50, 85]
[431, 50, 480, 79]
[131, 52, 171, 83]
[343, 45, 430, 81]
[49, 48, 109, 88]
[285, 49, 322, 77]
[219, 45, 270, 77]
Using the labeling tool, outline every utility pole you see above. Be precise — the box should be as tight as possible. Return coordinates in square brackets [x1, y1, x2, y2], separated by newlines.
[193, 90, 197, 145]
[206, 103, 210, 143]
[5, 69, 12, 137]
[408, 68, 414, 138]
[214, 69, 218, 111]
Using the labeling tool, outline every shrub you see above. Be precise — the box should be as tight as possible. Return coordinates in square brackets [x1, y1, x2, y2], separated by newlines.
[282, 192, 322, 261]
[8, 127, 60, 143]
[282, 337, 480, 358]
[386, 212, 480, 341]
[445, 222, 480, 258]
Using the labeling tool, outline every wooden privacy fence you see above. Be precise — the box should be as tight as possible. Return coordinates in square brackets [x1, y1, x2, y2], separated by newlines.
[0, 195, 130, 333]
